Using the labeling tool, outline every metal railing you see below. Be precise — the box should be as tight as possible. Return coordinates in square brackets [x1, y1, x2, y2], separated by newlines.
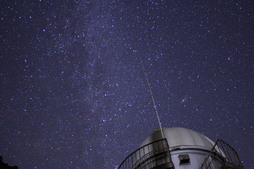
[118, 139, 174, 169]
[200, 139, 244, 169]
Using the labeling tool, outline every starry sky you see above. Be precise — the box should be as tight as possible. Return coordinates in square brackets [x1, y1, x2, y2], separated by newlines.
[0, 0, 254, 169]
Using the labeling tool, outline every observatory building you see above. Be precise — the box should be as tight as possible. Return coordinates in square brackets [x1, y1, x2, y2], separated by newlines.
[118, 127, 243, 169]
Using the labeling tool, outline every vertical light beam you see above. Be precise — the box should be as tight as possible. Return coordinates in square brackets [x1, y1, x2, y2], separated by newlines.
[139, 56, 165, 139]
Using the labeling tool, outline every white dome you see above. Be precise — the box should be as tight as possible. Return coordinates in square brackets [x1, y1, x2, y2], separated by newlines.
[140, 127, 215, 150]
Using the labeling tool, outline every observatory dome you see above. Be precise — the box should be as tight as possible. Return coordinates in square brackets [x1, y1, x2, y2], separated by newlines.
[140, 127, 215, 150]
[119, 127, 244, 169]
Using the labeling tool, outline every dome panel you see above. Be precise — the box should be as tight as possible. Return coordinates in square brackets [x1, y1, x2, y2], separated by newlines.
[140, 127, 215, 150]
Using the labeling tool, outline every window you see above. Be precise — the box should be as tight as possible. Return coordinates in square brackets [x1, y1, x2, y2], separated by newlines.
[179, 154, 190, 165]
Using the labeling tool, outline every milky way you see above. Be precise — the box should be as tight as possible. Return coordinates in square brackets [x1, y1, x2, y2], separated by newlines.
[1, 1, 253, 168]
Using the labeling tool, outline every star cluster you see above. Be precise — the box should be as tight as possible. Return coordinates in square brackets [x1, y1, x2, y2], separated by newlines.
[0, 0, 253, 168]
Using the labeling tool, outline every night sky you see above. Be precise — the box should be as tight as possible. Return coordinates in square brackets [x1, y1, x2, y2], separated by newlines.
[1, 0, 254, 168]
